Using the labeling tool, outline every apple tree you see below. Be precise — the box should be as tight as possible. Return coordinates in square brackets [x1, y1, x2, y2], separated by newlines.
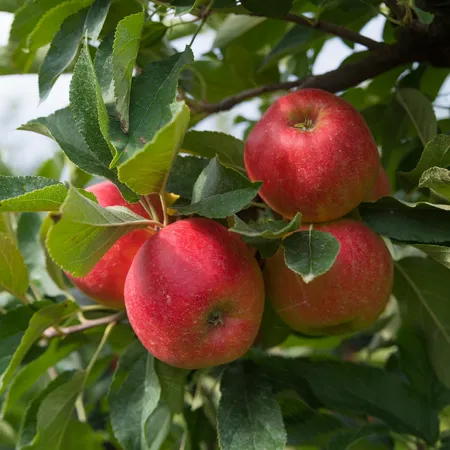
[1, 0, 450, 449]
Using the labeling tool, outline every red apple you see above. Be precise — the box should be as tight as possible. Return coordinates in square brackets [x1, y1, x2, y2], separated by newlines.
[364, 166, 392, 201]
[264, 219, 393, 335]
[124, 218, 265, 369]
[66, 181, 154, 309]
[244, 89, 380, 223]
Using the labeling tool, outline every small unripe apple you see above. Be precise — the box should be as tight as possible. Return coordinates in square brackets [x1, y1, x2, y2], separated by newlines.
[264, 219, 393, 335]
[124, 218, 265, 369]
[364, 167, 392, 201]
[66, 181, 154, 309]
[244, 89, 380, 223]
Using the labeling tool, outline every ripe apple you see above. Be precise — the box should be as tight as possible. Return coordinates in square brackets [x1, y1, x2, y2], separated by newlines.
[244, 89, 380, 223]
[364, 167, 392, 201]
[264, 219, 393, 335]
[124, 218, 265, 369]
[66, 181, 155, 309]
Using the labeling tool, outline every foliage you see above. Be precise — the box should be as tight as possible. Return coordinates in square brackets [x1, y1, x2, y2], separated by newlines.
[0, 0, 449, 449]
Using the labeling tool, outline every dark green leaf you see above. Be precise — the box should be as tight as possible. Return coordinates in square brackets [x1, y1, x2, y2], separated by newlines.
[166, 155, 208, 199]
[394, 257, 450, 389]
[243, 237, 281, 258]
[175, 158, 262, 218]
[46, 187, 151, 276]
[327, 424, 389, 450]
[403, 134, 450, 189]
[241, 0, 292, 16]
[117, 102, 190, 195]
[70, 42, 116, 167]
[230, 213, 301, 239]
[94, 32, 115, 102]
[144, 402, 171, 450]
[218, 362, 287, 450]
[182, 130, 245, 171]
[0, 233, 28, 299]
[282, 228, 340, 283]
[0, 301, 78, 395]
[109, 340, 161, 450]
[359, 197, 450, 244]
[85, 0, 111, 40]
[213, 15, 265, 48]
[0, 176, 68, 213]
[59, 420, 104, 450]
[113, 12, 144, 133]
[414, 244, 450, 270]
[155, 360, 187, 415]
[412, 4, 435, 24]
[38, 9, 87, 102]
[396, 88, 437, 146]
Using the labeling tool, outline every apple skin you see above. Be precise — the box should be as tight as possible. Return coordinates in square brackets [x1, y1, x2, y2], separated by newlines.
[124, 218, 265, 369]
[244, 89, 380, 223]
[364, 167, 392, 201]
[66, 181, 154, 309]
[264, 219, 393, 335]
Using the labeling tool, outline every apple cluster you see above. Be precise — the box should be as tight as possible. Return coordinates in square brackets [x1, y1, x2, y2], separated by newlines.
[68, 89, 393, 370]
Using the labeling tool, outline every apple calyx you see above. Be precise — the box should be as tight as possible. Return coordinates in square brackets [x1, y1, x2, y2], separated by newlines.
[208, 310, 224, 326]
[294, 118, 315, 131]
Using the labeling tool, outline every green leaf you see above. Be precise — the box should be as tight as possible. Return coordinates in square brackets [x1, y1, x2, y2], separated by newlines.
[412, 4, 435, 24]
[70, 42, 116, 167]
[59, 420, 104, 450]
[155, 360, 187, 415]
[36, 153, 65, 180]
[0, 233, 29, 299]
[117, 101, 190, 195]
[242, 237, 281, 258]
[261, 24, 313, 69]
[46, 186, 150, 276]
[27, 0, 94, 51]
[419, 167, 450, 200]
[0, 176, 68, 213]
[213, 15, 266, 48]
[2, 334, 86, 414]
[175, 158, 262, 218]
[218, 362, 287, 450]
[38, 10, 87, 102]
[84, 0, 111, 40]
[230, 213, 301, 239]
[327, 424, 389, 450]
[143, 402, 171, 450]
[109, 340, 161, 450]
[241, 0, 292, 16]
[181, 130, 245, 171]
[20, 108, 136, 201]
[168, 0, 206, 15]
[253, 355, 440, 444]
[403, 134, 450, 189]
[396, 88, 437, 147]
[359, 197, 450, 244]
[0, 306, 34, 378]
[22, 371, 86, 450]
[165, 155, 208, 200]
[414, 244, 450, 270]
[0, 300, 78, 395]
[94, 32, 115, 102]
[113, 12, 144, 133]
[282, 227, 340, 283]
[395, 257, 450, 389]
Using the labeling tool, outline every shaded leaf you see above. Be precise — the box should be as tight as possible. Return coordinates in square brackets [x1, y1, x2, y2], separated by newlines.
[414, 244, 450, 270]
[0, 301, 78, 395]
[109, 340, 161, 450]
[241, 0, 292, 17]
[231, 213, 301, 239]
[84, 0, 111, 40]
[0, 233, 28, 299]
[359, 197, 450, 244]
[326, 424, 389, 450]
[95, 32, 115, 102]
[175, 158, 261, 218]
[282, 227, 340, 283]
[394, 257, 450, 389]
[218, 362, 287, 450]
[46, 187, 151, 276]
[181, 130, 245, 171]
[113, 12, 144, 133]
[117, 102, 190, 195]
[396, 88, 437, 146]
[213, 15, 265, 48]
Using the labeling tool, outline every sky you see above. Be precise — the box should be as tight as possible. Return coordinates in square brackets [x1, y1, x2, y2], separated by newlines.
[0, 11, 448, 175]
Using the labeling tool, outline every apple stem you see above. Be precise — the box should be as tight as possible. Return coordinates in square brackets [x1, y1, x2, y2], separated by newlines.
[294, 118, 315, 131]
[159, 193, 169, 227]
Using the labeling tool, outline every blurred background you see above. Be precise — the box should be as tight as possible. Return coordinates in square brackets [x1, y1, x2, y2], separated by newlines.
[1, 10, 449, 176]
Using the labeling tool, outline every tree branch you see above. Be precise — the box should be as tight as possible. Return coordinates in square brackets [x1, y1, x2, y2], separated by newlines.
[43, 311, 126, 339]
[282, 13, 385, 50]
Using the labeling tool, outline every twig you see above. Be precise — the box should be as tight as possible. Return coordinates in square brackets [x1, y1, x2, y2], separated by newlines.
[189, 1, 213, 47]
[282, 13, 385, 50]
[43, 311, 126, 339]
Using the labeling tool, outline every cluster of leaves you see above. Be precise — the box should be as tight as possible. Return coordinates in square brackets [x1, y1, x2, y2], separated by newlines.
[0, 0, 450, 449]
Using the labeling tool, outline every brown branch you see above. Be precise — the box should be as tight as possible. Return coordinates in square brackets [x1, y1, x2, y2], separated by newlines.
[282, 13, 385, 50]
[43, 311, 126, 339]
[193, 41, 423, 114]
